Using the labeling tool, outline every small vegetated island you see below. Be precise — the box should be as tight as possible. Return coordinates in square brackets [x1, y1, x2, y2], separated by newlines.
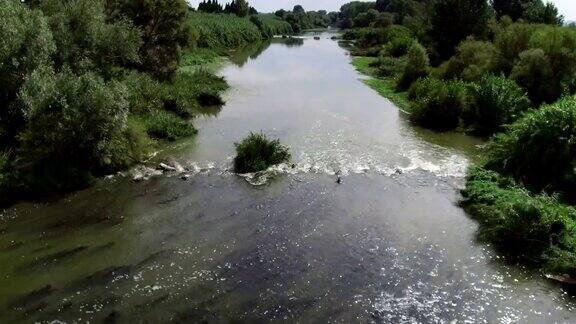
[337, 0, 576, 279]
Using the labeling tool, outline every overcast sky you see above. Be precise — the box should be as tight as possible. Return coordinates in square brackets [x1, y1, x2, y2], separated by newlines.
[187, 0, 575, 21]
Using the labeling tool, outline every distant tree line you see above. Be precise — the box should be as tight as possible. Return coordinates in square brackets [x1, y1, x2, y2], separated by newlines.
[197, 0, 257, 17]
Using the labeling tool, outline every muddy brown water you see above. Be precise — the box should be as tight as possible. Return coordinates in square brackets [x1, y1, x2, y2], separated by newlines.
[1, 33, 575, 323]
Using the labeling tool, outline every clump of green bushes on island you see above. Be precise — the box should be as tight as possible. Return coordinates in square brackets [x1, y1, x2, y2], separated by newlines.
[234, 133, 291, 173]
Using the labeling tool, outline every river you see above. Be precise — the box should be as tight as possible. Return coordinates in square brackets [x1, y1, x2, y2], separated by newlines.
[1, 32, 575, 323]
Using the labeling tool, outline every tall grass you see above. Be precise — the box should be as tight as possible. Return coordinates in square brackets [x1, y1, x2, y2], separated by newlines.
[234, 133, 291, 173]
[254, 14, 293, 36]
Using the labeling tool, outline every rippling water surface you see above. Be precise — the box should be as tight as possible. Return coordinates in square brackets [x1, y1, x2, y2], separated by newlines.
[1, 33, 575, 323]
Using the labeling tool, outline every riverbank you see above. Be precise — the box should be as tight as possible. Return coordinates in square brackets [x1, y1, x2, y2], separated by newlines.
[347, 33, 576, 280]
[351, 56, 411, 114]
[0, 6, 294, 207]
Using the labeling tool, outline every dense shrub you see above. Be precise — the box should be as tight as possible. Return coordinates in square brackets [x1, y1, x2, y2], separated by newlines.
[383, 34, 413, 57]
[106, 117, 151, 171]
[485, 96, 576, 202]
[397, 41, 429, 90]
[16, 67, 129, 191]
[123, 71, 166, 114]
[41, 0, 142, 77]
[493, 22, 537, 74]
[141, 110, 197, 141]
[353, 25, 412, 49]
[0, 0, 55, 147]
[461, 167, 576, 274]
[442, 38, 498, 82]
[410, 78, 470, 131]
[234, 132, 290, 173]
[467, 75, 531, 135]
[510, 26, 576, 104]
[376, 56, 406, 77]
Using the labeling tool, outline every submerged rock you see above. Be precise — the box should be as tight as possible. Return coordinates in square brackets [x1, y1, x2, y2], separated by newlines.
[131, 166, 163, 182]
[158, 163, 176, 172]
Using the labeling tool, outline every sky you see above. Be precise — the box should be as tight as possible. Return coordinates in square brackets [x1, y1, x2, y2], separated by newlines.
[187, 0, 576, 21]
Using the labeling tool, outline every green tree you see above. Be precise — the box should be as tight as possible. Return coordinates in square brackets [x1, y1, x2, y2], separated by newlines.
[40, 0, 141, 77]
[491, 0, 527, 21]
[235, 0, 249, 17]
[429, 0, 491, 61]
[523, 0, 563, 25]
[0, 0, 55, 147]
[107, 0, 193, 80]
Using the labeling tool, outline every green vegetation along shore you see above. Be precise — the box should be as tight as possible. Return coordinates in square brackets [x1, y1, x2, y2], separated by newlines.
[0, 0, 296, 206]
[338, 0, 576, 278]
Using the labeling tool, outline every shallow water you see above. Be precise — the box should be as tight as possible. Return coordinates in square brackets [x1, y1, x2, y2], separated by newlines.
[1, 33, 575, 323]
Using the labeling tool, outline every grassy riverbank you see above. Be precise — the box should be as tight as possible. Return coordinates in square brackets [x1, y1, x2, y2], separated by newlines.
[352, 57, 411, 113]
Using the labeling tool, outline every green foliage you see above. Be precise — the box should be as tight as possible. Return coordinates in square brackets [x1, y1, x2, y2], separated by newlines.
[165, 70, 228, 116]
[397, 41, 429, 90]
[493, 22, 537, 74]
[461, 167, 576, 274]
[106, 117, 151, 171]
[467, 75, 531, 135]
[376, 56, 406, 77]
[234, 132, 291, 173]
[353, 9, 379, 28]
[0, 0, 55, 146]
[340, 1, 375, 20]
[383, 34, 413, 57]
[352, 25, 412, 49]
[189, 12, 263, 48]
[41, 0, 142, 77]
[430, 0, 491, 61]
[0, 151, 9, 192]
[485, 96, 576, 202]
[141, 110, 197, 142]
[107, 0, 193, 80]
[442, 38, 498, 82]
[17, 67, 129, 190]
[122, 71, 167, 115]
[510, 26, 576, 104]
[491, 0, 527, 21]
[251, 14, 293, 38]
[523, 0, 564, 25]
[225, 0, 249, 17]
[410, 78, 470, 131]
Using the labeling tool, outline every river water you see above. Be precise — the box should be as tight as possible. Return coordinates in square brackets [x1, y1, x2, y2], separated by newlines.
[1, 33, 575, 323]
